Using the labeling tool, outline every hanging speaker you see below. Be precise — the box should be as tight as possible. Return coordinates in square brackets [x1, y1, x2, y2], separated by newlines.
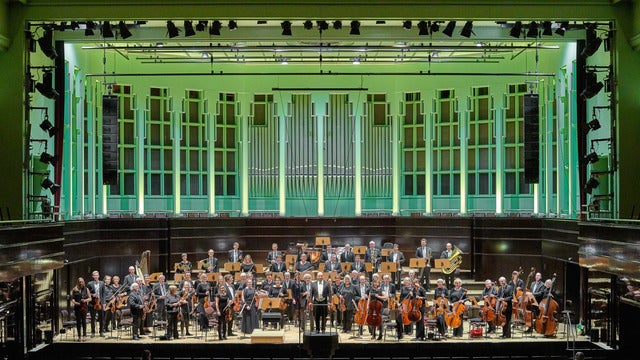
[102, 95, 119, 185]
[523, 93, 539, 184]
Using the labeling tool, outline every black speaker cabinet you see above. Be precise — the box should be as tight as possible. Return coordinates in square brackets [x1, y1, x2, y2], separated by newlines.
[523, 93, 539, 184]
[102, 95, 119, 185]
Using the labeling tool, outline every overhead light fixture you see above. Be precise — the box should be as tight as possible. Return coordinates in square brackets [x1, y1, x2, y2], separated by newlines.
[36, 70, 59, 99]
[350, 21, 360, 35]
[442, 21, 456, 37]
[526, 21, 539, 38]
[588, 117, 601, 132]
[317, 21, 329, 32]
[228, 20, 238, 31]
[555, 21, 569, 36]
[85, 21, 95, 36]
[167, 21, 180, 38]
[584, 176, 600, 194]
[118, 21, 132, 39]
[281, 21, 292, 36]
[38, 26, 58, 59]
[460, 21, 474, 38]
[69, 22, 80, 31]
[542, 21, 553, 36]
[430, 21, 440, 33]
[417, 21, 429, 36]
[184, 20, 196, 37]
[403, 20, 412, 30]
[41, 198, 52, 217]
[39, 116, 58, 137]
[39, 152, 58, 166]
[333, 21, 342, 30]
[584, 151, 599, 164]
[581, 71, 604, 99]
[303, 20, 313, 30]
[41, 178, 61, 194]
[209, 20, 221, 36]
[581, 25, 602, 58]
[195, 21, 208, 32]
[510, 21, 522, 38]
[101, 21, 114, 38]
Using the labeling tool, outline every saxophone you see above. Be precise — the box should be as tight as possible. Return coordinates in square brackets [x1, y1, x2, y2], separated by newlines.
[442, 246, 463, 275]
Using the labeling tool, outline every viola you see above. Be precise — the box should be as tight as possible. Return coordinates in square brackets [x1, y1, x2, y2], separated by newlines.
[534, 274, 559, 336]
[339, 296, 346, 312]
[366, 296, 383, 327]
[225, 306, 233, 322]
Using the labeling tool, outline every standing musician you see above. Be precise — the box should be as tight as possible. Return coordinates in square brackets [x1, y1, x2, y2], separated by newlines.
[266, 243, 282, 266]
[179, 281, 194, 336]
[240, 254, 257, 276]
[497, 276, 514, 338]
[381, 274, 396, 309]
[241, 279, 260, 335]
[222, 275, 238, 337]
[165, 285, 185, 340]
[201, 249, 219, 273]
[415, 238, 433, 290]
[329, 276, 343, 328]
[71, 277, 91, 342]
[215, 284, 232, 340]
[411, 279, 428, 340]
[138, 277, 152, 335]
[228, 242, 244, 263]
[395, 277, 413, 339]
[339, 275, 359, 333]
[482, 279, 498, 334]
[351, 254, 366, 274]
[448, 278, 467, 337]
[281, 272, 296, 324]
[325, 253, 342, 273]
[340, 244, 355, 265]
[101, 275, 114, 333]
[127, 282, 145, 340]
[153, 275, 169, 321]
[87, 270, 104, 337]
[108, 276, 124, 329]
[270, 254, 287, 273]
[195, 273, 212, 331]
[295, 253, 314, 272]
[311, 272, 331, 333]
[299, 273, 313, 332]
[440, 243, 459, 288]
[122, 266, 137, 293]
[365, 241, 382, 273]
[368, 279, 387, 340]
[387, 244, 406, 286]
[356, 275, 370, 336]
[531, 272, 545, 304]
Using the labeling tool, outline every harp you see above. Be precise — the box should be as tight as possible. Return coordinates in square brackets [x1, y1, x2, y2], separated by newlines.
[135, 250, 151, 280]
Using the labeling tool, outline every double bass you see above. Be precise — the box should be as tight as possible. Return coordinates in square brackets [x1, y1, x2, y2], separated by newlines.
[481, 295, 496, 323]
[534, 274, 559, 336]
[513, 267, 536, 328]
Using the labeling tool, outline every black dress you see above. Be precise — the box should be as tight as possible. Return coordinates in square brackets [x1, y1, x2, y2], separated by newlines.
[241, 287, 259, 334]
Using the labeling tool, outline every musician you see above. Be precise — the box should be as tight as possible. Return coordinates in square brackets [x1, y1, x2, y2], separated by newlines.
[127, 282, 145, 340]
[509, 270, 524, 292]
[176, 253, 192, 274]
[448, 278, 467, 337]
[320, 245, 334, 263]
[228, 242, 243, 263]
[371, 279, 388, 340]
[381, 274, 396, 307]
[434, 278, 449, 299]
[261, 271, 275, 294]
[179, 272, 194, 291]
[102, 275, 115, 333]
[310, 272, 330, 333]
[179, 281, 194, 336]
[153, 275, 169, 321]
[433, 278, 449, 337]
[281, 272, 296, 324]
[410, 279, 427, 340]
[356, 275, 370, 336]
[340, 244, 355, 264]
[296, 242, 309, 260]
[351, 254, 366, 274]
[223, 274, 237, 337]
[240, 254, 256, 276]
[387, 243, 406, 285]
[364, 241, 382, 272]
[482, 279, 498, 334]
[416, 238, 432, 290]
[497, 276, 514, 338]
[122, 266, 137, 293]
[236, 272, 248, 291]
[202, 249, 219, 273]
[325, 253, 341, 273]
[214, 285, 230, 340]
[295, 253, 313, 272]
[396, 277, 413, 339]
[195, 273, 212, 331]
[531, 272, 545, 303]
[87, 270, 104, 337]
[270, 254, 287, 273]
[329, 275, 343, 327]
[71, 277, 91, 342]
[266, 243, 282, 265]
[165, 285, 184, 340]
[108, 275, 123, 329]
[339, 275, 359, 333]
[440, 243, 459, 288]
[542, 279, 556, 299]
[299, 273, 313, 332]
[241, 279, 260, 335]
[138, 277, 152, 335]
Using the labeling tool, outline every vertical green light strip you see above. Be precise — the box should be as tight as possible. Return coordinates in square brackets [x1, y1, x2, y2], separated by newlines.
[569, 61, 578, 218]
[425, 98, 435, 214]
[316, 96, 325, 216]
[391, 93, 400, 215]
[75, 71, 85, 217]
[459, 97, 468, 214]
[544, 80, 554, 215]
[86, 81, 96, 216]
[278, 96, 287, 216]
[63, 63, 73, 219]
[97, 84, 107, 216]
[240, 93, 250, 216]
[495, 94, 504, 214]
[354, 93, 362, 216]
[205, 99, 216, 215]
[171, 96, 181, 215]
[136, 95, 145, 215]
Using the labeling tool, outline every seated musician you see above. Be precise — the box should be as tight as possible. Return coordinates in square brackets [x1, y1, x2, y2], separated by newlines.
[448, 278, 467, 338]
[350, 254, 366, 274]
[482, 279, 497, 334]
[266, 243, 282, 266]
[201, 249, 219, 273]
[261, 272, 275, 294]
[340, 244, 355, 265]
[295, 253, 313, 272]
[269, 254, 287, 273]
[433, 278, 449, 336]
[542, 279, 556, 299]
[531, 272, 545, 304]
[176, 253, 192, 274]
[324, 253, 341, 273]
[267, 276, 286, 328]
[320, 245, 334, 263]
[240, 254, 256, 276]
[228, 242, 243, 263]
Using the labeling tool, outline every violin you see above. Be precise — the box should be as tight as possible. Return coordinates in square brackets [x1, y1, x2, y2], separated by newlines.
[225, 306, 233, 322]
[534, 274, 559, 336]
[366, 292, 383, 327]
[93, 294, 102, 311]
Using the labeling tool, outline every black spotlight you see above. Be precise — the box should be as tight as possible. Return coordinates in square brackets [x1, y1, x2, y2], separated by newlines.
[39, 116, 58, 137]
[40, 152, 58, 166]
[430, 21, 440, 33]
[41, 198, 52, 217]
[228, 20, 238, 30]
[184, 20, 196, 37]
[41, 178, 54, 190]
[38, 26, 58, 59]
[403, 20, 412, 30]
[167, 21, 180, 38]
[195, 21, 208, 32]
[588, 117, 601, 132]
[350, 20, 360, 35]
[442, 21, 456, 37]
[303, 20, 313, 30]
[101, 21, 114, 38]
[209, 20, 221, 36]
[555, 21, 569, 36]
[333, 20, 342, 30]
[584, 177, 600, 194]
[581, 72, 604, 99]
[526, 21, 539, 38]
[510, 21, 523, 38]
[85, 21, 95, 36]
[460, 21, 474, 38]
[417, 21, 429, 36]
[36, 70, 59, 99]
[581, 26, 602, 58]
[584, 151, 599, 164]
[542, 21, 553, 36]
[281, 21, 292, 36]
[317, 20, 329, 32]
[118, 21, 132, 39]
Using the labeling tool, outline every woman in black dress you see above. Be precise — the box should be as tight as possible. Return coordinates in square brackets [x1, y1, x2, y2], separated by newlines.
[71, 277, 90, 341]
[339, 275, 360, 333]
[240, 279, 260, 335]
[215, 284, 231, 340]
[195, 273, 211, 331]
[240, 254, 256, 276]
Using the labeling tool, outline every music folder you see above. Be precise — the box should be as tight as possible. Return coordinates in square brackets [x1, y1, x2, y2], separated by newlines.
[434, 259, 451, 269]
[380, 262, 397, 272]
[409, 258, 426, 268]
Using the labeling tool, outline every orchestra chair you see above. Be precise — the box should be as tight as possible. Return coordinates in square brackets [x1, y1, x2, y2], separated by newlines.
[117, 308, 133, 340]
[382, 309, 399, 342]
[152, 315, 168, 341]
[468, 317, 488, 339]
[425, 318, 442, 341]
[59, 309, 76, 340]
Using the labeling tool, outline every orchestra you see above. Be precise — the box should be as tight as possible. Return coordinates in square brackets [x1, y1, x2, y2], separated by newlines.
[69, 240, 561, 344]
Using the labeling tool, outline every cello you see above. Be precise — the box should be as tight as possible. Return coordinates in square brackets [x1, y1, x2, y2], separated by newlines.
[445, 290, 467, 329]
[353, 296, 368, 326]
[534, 274, 559, 336]
[366, 291, 383, 327]
[481, 295, 496, 323]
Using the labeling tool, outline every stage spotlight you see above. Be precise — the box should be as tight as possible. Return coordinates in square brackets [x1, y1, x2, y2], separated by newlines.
[101, 22, 114, 38]
[39, 116, 58, 137]
[167, 21, 180, 38]
[581, 26, 602, 58]
[527, 21, 539, 38]
[584, 177, 600, 195]
[442, 21, 456, 37]
[41, 178, 54, 190]
[38, 26, 58, 59]
[281, 21, 292, 36]
[542, 21, 553, 36]
[118, 21, 132, 39]
[333, 20, 342, 30]
[581, 72, 604, 99]
[555, 22, 569, 36]
[36, 70, 59, 100]
[41, 198, 52, 217]
[460, 21, 474, 38]
[403, 20, 412, 30]
[303, 20, 313, 30]
[85, 21, 95, 36]
[430, 21, 440, 33]
[350, 21, 360, 35]
[317, 21, 329, 32]
[40, 152, 58, 166]
[417, 21, 429, 36]
[510, 21, 522, 38]
[584, 151, 599, 164]
[184, 20, 196, 37]
[209, 20, 221, 36]
[228, 20, 238, 30]
[195, 21, 208, 32]
[588, 118, 601, 132]
[70, 21, 80, 31]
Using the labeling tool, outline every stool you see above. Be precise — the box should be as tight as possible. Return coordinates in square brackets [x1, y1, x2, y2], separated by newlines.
[425, 319, 442, 340]
[468, 318, 486, 339]
[261, 312, 282, 330]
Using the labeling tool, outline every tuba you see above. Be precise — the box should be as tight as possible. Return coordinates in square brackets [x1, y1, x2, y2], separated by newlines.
[442, 246, 462, 275]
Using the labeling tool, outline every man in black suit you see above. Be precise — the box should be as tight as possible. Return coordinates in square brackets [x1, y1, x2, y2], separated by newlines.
[324, 254, 341, 273]
[531, 272, 545, 303]
[311, 272, 331, 333]
[340, 244, 355, 264]
[497, 276, 514, 338]
[122, 266, 137, 293]
[440, 243, 459, 288]
[152, 275, 169, 321]
[266, 243, 282, 266]
[228, 242, 243, 263]
[87, 270, 104, 337]
[350, 254, 366, 273]
[387, 244, 406, 285]
[127, 282, 145, 340]
[202, 249, 219, 272]
[415, 238, 432, 290]
[364, 241, 381, 273]
[269, 254, 287, 273]
[381, 274, 396, 307]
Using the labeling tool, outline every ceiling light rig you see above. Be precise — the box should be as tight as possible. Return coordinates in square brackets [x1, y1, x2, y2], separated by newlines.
[542, 21, 553, 36]
[184, 20, 196, 37]
[228, 20, 238, 31]
[281, 21, 292, 36]
[526, 21, 539, 38]
[581, 24, 602, 58]
[350, 21, 360, 35]
[195, 21, 208, 32]
[555, 21, 569, 36]
[38, 26, 58, 59]
[317, 20, 329, 33]
[460, 21, 474, 38]
[403, 21, 412, 30]
[332, 21, 342, 30]
[510, 21, 523, 38]
[119, 21, 132, 39]
[303, 20, 313, 30]
[417, 21, 429, 36]
[101, 21, 114, 38]
[442, 21, 456, 37]
[85, 21, 95, 36]
[167, 21, 180, 38]
[209, 20, 221, 36]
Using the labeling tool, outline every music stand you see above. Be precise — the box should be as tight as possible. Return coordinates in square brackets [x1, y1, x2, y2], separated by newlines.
[353, 246, 366, 255]
[381, 248, 392, 257]
[255, 264, 264, 274]
[318, 263, 325, 272]
[173, 273, 184, 283]
[260, 298, 283, 329]
[225, 262, 241, 272]
[434, 259, 450, 270]
[380, 262, 397, 273]
[271, 272, 283, 281]
[325, 272, 340, 281]
[285, 255, 298, 271]
[315, 237, 331, 246]
[365, 263, 373, 273]
[206, 272, 220, 282]
[341, 263, 351, 274]
[410, 258, 426, 269]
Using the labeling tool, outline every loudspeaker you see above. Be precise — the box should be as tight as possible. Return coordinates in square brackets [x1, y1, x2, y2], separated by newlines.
[523, 93, 539, 184]
[102, 95, 119, 185]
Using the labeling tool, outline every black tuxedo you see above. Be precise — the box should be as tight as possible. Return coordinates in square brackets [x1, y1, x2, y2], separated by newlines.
[415, 246, 432, 289]
[340, 250, 355, 264]
[269, 261, 286, 273]
[311, 280, 331, 332]
[324, 260, 341, 272]
[228, 249, 243, 263]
